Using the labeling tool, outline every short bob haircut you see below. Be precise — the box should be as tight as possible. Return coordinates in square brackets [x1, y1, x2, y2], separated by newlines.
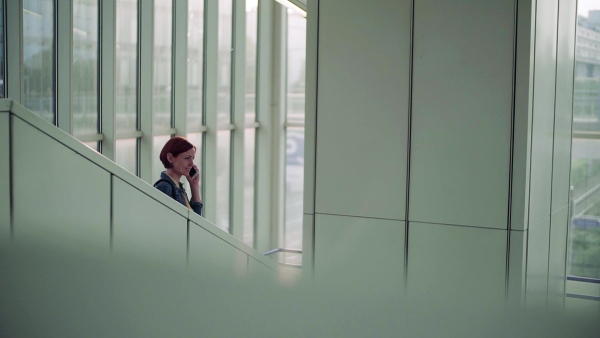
[159, 136, 196, 168]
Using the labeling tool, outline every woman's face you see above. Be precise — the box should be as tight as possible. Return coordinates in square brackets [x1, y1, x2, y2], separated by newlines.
[169, 148, 196, 177]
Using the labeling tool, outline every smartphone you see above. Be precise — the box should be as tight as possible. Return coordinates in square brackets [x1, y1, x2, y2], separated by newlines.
[189, 167, 198, 178]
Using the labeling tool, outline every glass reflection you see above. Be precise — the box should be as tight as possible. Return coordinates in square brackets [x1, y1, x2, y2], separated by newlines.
[217, 0, 232, 125]
[217, 130, 231, 232]
[153, 0, 172, 130]
[286, 9, 306, 125]
[569, 1, 600, 280]
[283, 9, 306, 265]
[23, 0, 56, 123]
[245, 0, 257, 124]
[84, 141, 98, 152]
[285, 127, 304, 264]
[0, 0, 5, 98]
[115, 0, 138, 133]
[72, 0, 99, 137]
[244, 128, 256, 246]
[115, 138, 137, 175]
[187, 0, 204, 129]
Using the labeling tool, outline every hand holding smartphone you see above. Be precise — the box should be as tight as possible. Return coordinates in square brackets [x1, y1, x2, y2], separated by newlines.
[189, 166, 198, 179]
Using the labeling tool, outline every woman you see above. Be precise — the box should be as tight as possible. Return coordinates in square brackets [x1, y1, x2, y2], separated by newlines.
[154, 136, 203, 216]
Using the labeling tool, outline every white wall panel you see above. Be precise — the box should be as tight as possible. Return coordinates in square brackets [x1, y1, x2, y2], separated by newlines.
[511, 0, 535, 231]
[551, 0, 576, 213]
[548, 205, 568, 308]
[188, 222, 248, 279]
[0, 113, 10, 242]
[314, 214, 405, 296]
[410, 0, 514, 229]
[407, 222, 507, 306]
[12, 117, 110, 252]
[528, 0, 558, 225]
[303, 0, 319, 215]
[302, 213, 314, 275]
[315, 0, 410, 220]
[507, 230, 527, 306]
[526, 217, 551, 308]
[248, 257, 276, 278]
[112, 177, 187, 269]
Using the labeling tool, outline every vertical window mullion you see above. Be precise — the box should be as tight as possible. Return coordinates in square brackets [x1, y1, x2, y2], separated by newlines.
[272, 3, 286, 255]
[230, 0, 246, 239]
[99, 0, 116, 160]
[172, 0, 187, 138]
[138, 0, 153, 182]
[202, 0, 219, 225]
[0, 0, 5, 98]
[254, 0, 275, 252]
[56, 0, 71, 134]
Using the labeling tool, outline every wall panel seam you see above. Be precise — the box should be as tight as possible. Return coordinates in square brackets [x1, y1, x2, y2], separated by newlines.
[404, 0, 415, 288]
[9, 113, 13, 240]
[506, 0, 521, 301]
[315, 212, 405, 222]
[311, 0, 320, 279]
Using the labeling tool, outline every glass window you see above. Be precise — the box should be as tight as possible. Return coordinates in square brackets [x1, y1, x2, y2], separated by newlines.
[569, 1, 600, 280]
[115, 0, 137, 134]
[115, 138, 137, 175]
[217, 0, 233, 232]
[23, 0, 56, 124]
[84, 141, 98, 151]
[244, 128, 256, 246]
[283, 9, 306, 265]
[217, 130, 231, 232]
[217, 0, 232, 126]
[72, 0, 99, 138]
[115, 0, 138, 174]
[0, 0, 5, 98]
[245, 0, 258, 124]
[153, 134, 172, 184]
[244, 0, 258, 246]
[187, 0, 204, 129]
[153, 0, 172, 131]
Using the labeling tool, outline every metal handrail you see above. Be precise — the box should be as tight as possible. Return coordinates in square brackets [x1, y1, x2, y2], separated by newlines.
[263, 248, 303, 269]
[263, 247, 302, 256]
[567, 275, 600, 284]
[574, 182, 600, 205]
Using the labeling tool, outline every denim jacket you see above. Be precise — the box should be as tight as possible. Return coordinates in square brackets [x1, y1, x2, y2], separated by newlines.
[154, 172, 203, 216]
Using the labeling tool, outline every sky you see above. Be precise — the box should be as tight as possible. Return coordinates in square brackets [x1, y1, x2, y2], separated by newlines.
[578, 0, 600, 17]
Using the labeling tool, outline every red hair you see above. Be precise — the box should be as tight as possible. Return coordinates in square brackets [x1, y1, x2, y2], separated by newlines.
[159, 136, 196, 168]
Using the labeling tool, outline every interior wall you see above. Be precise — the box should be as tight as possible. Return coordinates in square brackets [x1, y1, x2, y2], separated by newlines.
[0, 111, 11, 243]
[309, 0, 577, 305]
[312, 0, 411, 293]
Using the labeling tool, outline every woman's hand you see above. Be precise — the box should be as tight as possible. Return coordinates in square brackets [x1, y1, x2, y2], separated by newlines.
[187, 164, 201, 186]
[187, 164, 202, 203]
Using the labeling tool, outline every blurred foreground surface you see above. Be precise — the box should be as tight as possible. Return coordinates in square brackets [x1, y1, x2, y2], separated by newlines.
[1, 236, 599, 338]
